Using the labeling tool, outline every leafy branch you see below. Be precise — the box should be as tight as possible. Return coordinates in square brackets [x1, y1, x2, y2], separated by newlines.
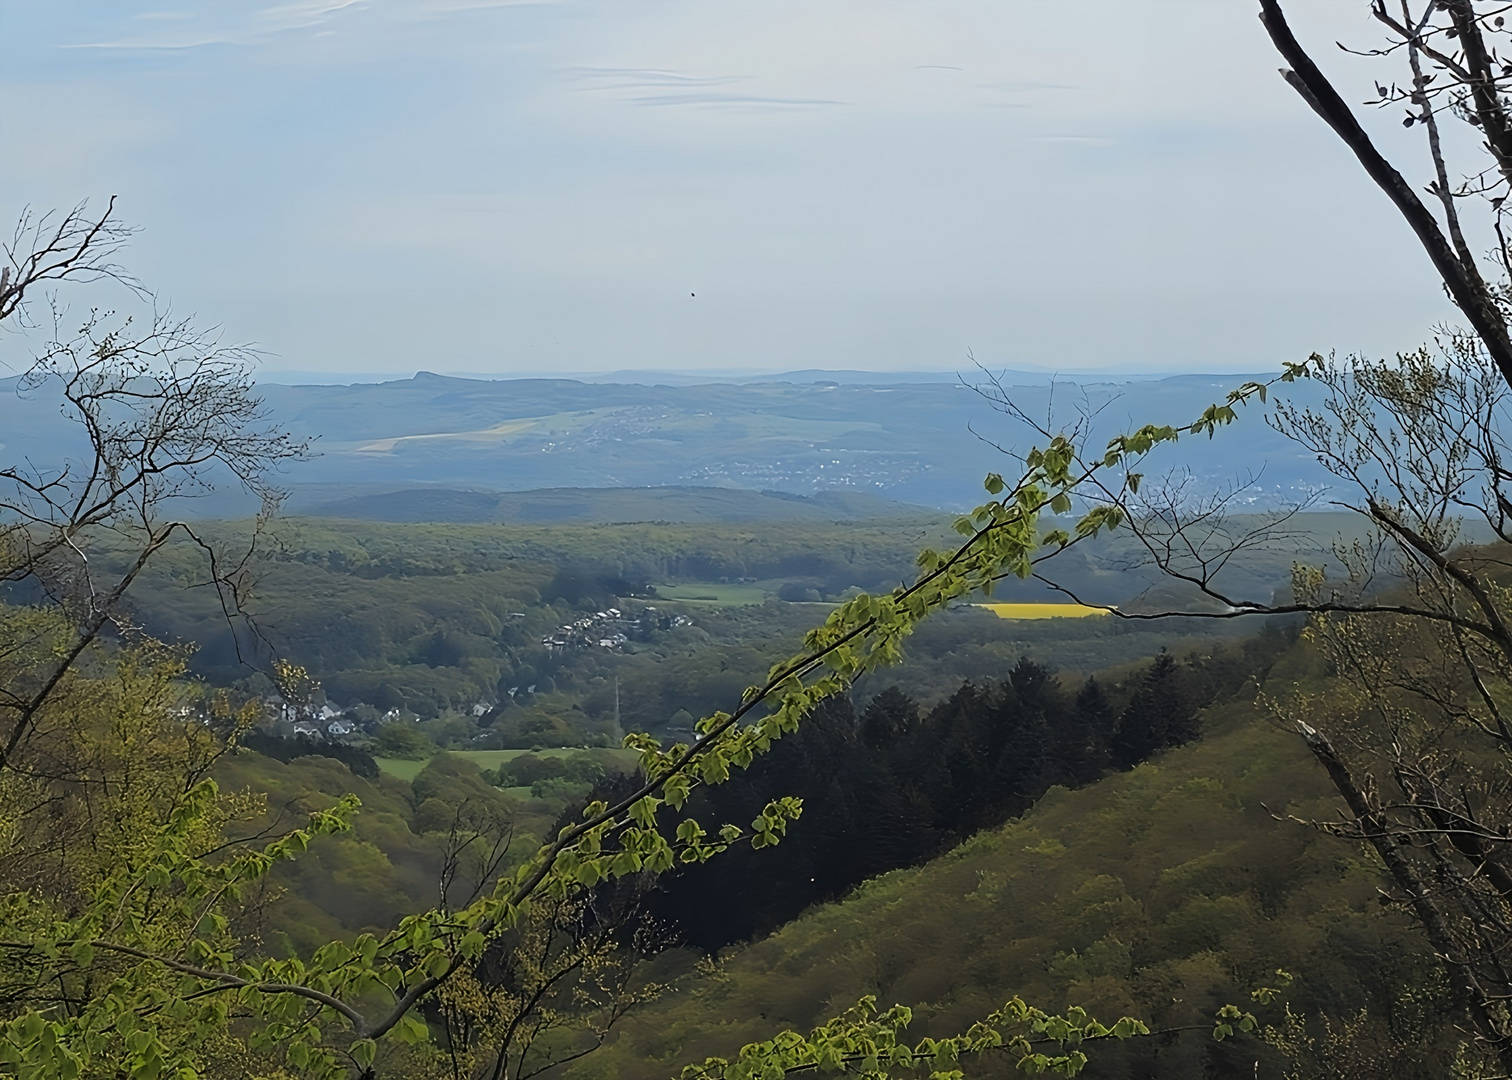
[2, 369, 1294, 1076]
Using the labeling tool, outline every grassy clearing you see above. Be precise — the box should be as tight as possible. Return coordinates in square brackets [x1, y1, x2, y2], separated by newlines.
[976, 602, 1111, 620]
[375, 746, 639, 781]
[349, 409, 617, 454]
[373, 757, 429, 781]
[654, 582, 770, 606]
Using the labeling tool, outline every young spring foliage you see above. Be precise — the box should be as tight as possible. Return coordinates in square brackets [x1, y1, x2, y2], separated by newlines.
[677, 995, 1152, 1080]
[0, 368, 1304, 1077]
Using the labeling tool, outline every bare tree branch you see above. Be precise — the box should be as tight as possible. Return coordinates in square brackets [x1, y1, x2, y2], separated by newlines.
[0, 198, 137, 329]
[1260, 0, 1512, 386]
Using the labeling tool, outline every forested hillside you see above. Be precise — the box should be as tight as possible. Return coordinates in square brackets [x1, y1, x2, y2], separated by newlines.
[112, 512, 1358, 730]
[13, 5, 1512, 1065]
[642, 640, 1269, 950]
[153, 613, 1451, 1080]
[562, 635, 1451, 1080]
[210, 745, 637, 955]
[302, 485, 932, 525]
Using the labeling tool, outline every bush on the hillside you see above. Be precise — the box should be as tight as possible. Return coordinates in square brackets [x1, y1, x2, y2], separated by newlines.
[492, 710, 581, 749]
[374, 720, 433, 759]
[490, 751, 605, 789]
[529, 777, 594, 803]
[238, 729, 380, 779]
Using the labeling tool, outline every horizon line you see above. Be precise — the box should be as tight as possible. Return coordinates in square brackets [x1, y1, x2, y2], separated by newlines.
[247, 365, 1275, 387]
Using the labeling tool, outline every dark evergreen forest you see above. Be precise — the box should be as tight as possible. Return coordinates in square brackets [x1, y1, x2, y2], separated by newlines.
[567, 631, 1295, 952]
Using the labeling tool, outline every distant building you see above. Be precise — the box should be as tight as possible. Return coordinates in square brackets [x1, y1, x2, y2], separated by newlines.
[540, 603, 685, 654]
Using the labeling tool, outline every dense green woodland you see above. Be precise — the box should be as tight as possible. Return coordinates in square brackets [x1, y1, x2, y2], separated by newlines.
[212, 745, 636, 955]
[15, 11, 1512, 1066]
[6, 476, 1500, 1077]
[194, 609, 1447, 1079]
[217, 641, 1226, 952]
[558, 627, 1452, 1080]
[643, 646, 1235, 950]
[102, 509, 1449, 1077]
[6, 495, 1482, 1077]
[114, 514, 1316, 735]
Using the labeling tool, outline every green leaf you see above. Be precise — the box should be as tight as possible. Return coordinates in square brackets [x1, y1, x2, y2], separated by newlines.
[350, 1039, 377, 1068]
[393, 1013, 431, 1046]
[629, 797, 661, 828]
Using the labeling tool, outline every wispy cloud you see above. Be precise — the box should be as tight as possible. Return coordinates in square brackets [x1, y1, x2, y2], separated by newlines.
[258, 0, 366, 24]
[67, 33, 248, 50]
[629, 92, 842, 109]
[416, 0, 560, 11]
[68, 0, 365, 51]
[1032, 134, 1112, 144]
[6, 0, 1431, 380]
[68, 0, 529, 51]
[565, 67, 747, 91]
[565, 66, 841, 110]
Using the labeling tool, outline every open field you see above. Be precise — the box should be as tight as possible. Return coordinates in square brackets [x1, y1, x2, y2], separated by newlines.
[654, 582, 771, 605]
[976, 602, 1111, 620]
[375, 747, 639, 781]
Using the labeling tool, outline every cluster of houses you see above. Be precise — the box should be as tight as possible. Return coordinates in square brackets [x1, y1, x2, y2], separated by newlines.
[683, 451, 928, 491]
[541, 605, 691, 654]
[258, 604, 696, 742]
[283, 701, 359, 740]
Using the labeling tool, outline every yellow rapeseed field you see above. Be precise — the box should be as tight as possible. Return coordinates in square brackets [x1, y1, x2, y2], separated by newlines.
[976, 602, 1111, 620]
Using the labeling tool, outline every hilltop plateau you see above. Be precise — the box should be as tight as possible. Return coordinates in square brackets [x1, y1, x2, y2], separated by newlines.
[0, 369, 1332, 514]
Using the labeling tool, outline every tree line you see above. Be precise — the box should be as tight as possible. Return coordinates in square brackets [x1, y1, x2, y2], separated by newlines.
[595, 635, 1292, 952]
[15, 2, 1512, 1063]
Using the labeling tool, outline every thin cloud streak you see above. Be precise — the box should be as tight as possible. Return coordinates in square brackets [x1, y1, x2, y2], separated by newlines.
[1, 1, 1462, 378]
[628, 93, 844, 109]
[67, 0, 366, 50]
[566, 67, 748, 90]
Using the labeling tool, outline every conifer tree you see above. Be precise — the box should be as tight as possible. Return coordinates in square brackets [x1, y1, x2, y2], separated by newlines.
[1057, 676, 1115, 786]
[859, 686, 919, 748]
[1111, 652, 1193, 769]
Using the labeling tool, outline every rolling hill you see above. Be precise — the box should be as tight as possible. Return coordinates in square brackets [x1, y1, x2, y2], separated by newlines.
[0, 369, 1334, 516]
[302, 485, 935, 524]
[563, 670, 1444, 1080]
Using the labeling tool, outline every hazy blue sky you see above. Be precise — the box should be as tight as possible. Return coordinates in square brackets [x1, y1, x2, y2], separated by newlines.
[0, 1, 1471, 379]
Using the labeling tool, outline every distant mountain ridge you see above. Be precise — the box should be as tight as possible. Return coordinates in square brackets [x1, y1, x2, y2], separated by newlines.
[253, 367, 1184, 387]
[0, 369, 1331, 515]
[303, 485, 934, 524]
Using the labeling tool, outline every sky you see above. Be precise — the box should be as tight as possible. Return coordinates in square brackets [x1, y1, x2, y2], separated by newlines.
[0, 1, 1476, 380]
